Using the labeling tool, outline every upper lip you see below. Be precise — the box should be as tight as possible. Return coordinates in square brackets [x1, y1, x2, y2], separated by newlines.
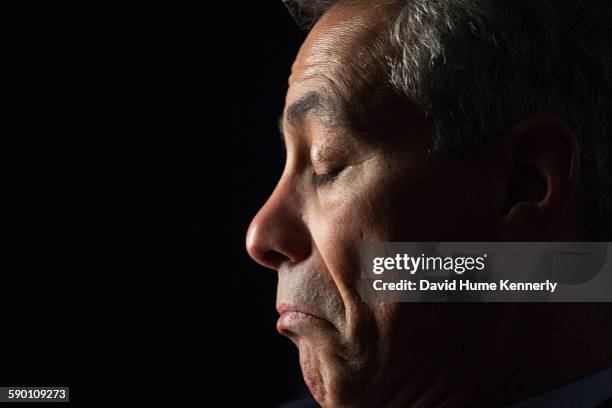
[276, 303, 324, 320]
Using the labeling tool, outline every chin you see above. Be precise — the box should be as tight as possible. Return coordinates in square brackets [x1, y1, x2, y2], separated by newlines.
[296, 337, 379, 408]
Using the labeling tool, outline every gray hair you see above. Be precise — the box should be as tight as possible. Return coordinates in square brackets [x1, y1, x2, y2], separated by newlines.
[291, 0, 612, 239]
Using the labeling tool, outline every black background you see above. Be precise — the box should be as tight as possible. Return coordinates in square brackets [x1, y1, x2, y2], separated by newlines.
[2, 1, 307, 406]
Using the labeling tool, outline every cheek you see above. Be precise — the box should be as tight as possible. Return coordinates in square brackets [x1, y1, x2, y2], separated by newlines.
[307, 166, 400, 294]
[316, 162, 400, 235]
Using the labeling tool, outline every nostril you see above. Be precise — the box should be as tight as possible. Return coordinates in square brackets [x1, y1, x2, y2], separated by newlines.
[263, 250, 290, 268]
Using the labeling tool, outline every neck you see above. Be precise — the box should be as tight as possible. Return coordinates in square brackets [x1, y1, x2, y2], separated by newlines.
[373, 304, 612, 408]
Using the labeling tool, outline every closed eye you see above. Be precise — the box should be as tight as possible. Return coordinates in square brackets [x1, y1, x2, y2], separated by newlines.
[312, 167, 344, 186]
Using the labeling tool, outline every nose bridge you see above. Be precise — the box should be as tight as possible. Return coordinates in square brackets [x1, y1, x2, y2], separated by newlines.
[260, 172, 298, 228]
[262, 158, 301, 222]
[246, 167, 311, 269]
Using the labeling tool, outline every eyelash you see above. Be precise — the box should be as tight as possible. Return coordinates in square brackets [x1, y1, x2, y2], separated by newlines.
[312, 168, 343, 186]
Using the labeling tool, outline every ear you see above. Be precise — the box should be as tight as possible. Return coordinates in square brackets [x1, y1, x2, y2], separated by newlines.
[498, 114, 582, 240]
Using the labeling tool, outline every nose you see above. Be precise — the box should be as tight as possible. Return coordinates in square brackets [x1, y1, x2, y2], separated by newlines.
[245, 180, 311, 270]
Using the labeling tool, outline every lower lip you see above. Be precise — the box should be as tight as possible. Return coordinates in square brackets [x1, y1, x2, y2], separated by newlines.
[277, 311, 320, 333]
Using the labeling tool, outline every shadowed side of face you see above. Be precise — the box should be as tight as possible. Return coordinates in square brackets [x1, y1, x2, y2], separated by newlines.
[246, 3, 505, 407]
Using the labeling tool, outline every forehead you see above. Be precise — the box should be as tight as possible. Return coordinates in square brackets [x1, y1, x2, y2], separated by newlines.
[286, 4, 393, 111]
[282, 2, 429, 148]
[290, 10, 369, 82]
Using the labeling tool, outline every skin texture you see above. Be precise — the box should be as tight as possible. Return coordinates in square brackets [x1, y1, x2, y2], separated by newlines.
[246, 2, 612, 407]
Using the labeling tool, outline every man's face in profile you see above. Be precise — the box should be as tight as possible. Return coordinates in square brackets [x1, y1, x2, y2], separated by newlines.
[246, 1, 590, 407]
[246, 4, 508, 406]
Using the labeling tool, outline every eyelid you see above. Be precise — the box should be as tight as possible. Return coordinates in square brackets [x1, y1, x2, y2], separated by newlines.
[309, 136, 356, 186]
[311, 139, 346, 165]
[312, 165, 346, 186]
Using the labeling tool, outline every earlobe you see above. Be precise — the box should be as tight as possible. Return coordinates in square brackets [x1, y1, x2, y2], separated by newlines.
[499, 113, 581, 239]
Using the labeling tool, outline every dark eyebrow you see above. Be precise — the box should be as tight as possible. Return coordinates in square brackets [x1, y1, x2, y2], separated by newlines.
[277, 91, 325, 145]
[277, 91, 345, 146]
[280, 91, 342, 134]
[285, 91, 324, 129]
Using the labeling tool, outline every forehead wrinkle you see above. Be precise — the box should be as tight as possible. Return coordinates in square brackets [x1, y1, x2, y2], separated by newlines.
[302, 20, 373, 87]
[286, 2, 408, 144]
[293, 8, 394, 106]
